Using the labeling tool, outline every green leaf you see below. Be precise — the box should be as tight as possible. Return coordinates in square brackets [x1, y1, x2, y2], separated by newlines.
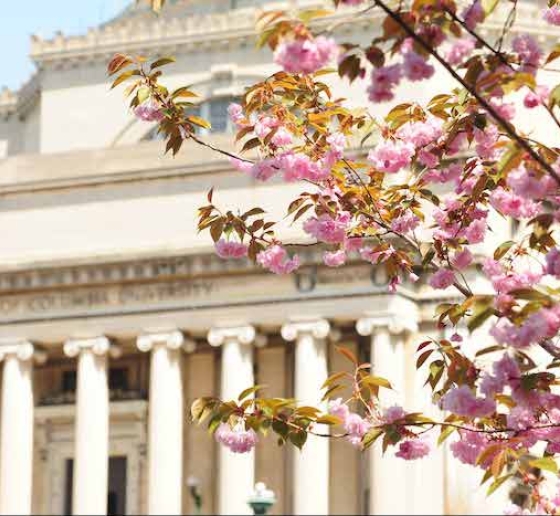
[172, 86, 199, 99]
[362, 428, 383, 449]
[316, 414, 342, 425]
[486, 474, 512, 496]
[361, 375, 392, 389]
[437, 425, 456, 446]
[187, 115, 211, 130]
[238, 385, 264, 402]
[549, 84, 560, 110]
[530, 457, 559, 474]
[150, 57, 176, 70]
[289, 430, 308, 449]
[493, 241, 515, 260]
[481, 0, 499, 15]
[111, 70, 140, 89]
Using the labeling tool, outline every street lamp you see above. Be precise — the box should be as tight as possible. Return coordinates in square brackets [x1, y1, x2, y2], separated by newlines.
[186, 475, 202, 515]
[248, 482, 276, 515]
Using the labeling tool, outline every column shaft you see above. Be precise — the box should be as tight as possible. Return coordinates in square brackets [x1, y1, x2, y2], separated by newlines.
[0, 354, 34, 515]
[293, 331, 329, 516]
[219, 338, 254, 515]
[73, 349, 109, 515]
[369, 327, 407, 515]
[147, 344, 184, 515]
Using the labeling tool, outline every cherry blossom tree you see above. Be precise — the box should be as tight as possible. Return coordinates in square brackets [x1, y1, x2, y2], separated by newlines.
[109, 0, 560, 512]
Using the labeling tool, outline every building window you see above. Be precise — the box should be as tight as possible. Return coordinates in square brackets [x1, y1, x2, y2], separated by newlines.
[141, 96, 238, 141]
[61, 368, 129, 393]
[62, 370, 77, 393]
[109, 367, 129, 391]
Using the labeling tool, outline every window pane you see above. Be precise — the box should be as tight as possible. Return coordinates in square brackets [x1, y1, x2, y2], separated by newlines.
[209, 98, 231, 133]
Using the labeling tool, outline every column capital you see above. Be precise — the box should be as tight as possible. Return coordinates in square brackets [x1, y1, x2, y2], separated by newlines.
[63, 336, 118, 358]
[281, 319, 330, 341]
[207, 325, 256, 347]
[0, 340, 47, 364]
[137, 330, 193, 353]
[356, 314, 418, 337]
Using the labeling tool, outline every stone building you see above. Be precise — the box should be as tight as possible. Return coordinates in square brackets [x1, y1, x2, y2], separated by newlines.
[0, 0, 556, 514]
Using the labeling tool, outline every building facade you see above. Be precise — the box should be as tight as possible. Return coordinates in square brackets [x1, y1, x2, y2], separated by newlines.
[0, 0, 556, 514]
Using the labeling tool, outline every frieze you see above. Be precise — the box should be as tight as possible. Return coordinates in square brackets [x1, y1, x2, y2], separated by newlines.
[0, 254, 385, 323]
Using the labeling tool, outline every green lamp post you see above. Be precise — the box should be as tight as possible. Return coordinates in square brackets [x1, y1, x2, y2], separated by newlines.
[248, 482, 276, 515]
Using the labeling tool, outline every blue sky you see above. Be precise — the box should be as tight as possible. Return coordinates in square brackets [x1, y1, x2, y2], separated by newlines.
[1, 0, 130, 90]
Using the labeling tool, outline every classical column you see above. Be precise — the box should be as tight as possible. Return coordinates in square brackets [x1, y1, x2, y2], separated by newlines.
[0, 341, 44, 515]
[137, 331, 190, 515]
[281, 319, 330, 516]
[64, 336, 114, 516]
[208, 325, 256, 516]
[356, 316, 416, 515]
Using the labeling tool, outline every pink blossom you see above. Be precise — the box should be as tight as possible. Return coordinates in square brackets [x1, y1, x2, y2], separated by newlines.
[230, 156, 254, 174]
[254, 116, 278, 139]
[367, 65, 402, 103]
[452, 249, 473, 270]
[450, 429, 491, 465]
[424, 163, 462, 185]
[483, 258, 542, 294]
[429, 269, 456, 290]
[546, 248, 560, 278]
[215, 423, 258, 453]
[441, 385, 496, 418]
[215, 239, 248, 260]
[251, 159, 279, 182]
[323, 250, 347, 267]
[474, 125, 499, 159]
[274, 36, 338, 74]
[543, 6, 560, 25]
[326, 132, 346, 160]
[464, 218, 487, 244]
[480, 354, 520, 397]
[383, 405, 406, 423]
[271, 127, 293, 147]
[395, 438, 431, 460]
[512, 34, 542, 70]
[279, 153, 330, 182]
[402, 51, 435, 81]
[345, 413, 372, 448]
[490, 187, 541, 219]
[391, 212, 420, 234]
[368, 139, 415, 173]
[134, 99, 164, 122]
[303, 212, 350, 244]
[344, 237, 364, 252]
[462, 0, 484, 30]
[228, 103, 246, 127]
[388, 275, 402, 293]
[396, 117, 443, 149]
[360, 246, 394, 264]
[490, 309, 560, 348]
[450, 333, 463, 343]
[328, 398, 350, 421]
[446, 37, 476, 66]
[417, 148, 439, 168]
[340, 0, 364, 5]
[489, 99, 516, 122]
[507, 166, 553, 199]
[256, 245, 300, 274]
[524, 85, 550, 109]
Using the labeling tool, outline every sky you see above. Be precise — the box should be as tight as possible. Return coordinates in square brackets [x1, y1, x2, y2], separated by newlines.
[1, 0, 131, 90]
